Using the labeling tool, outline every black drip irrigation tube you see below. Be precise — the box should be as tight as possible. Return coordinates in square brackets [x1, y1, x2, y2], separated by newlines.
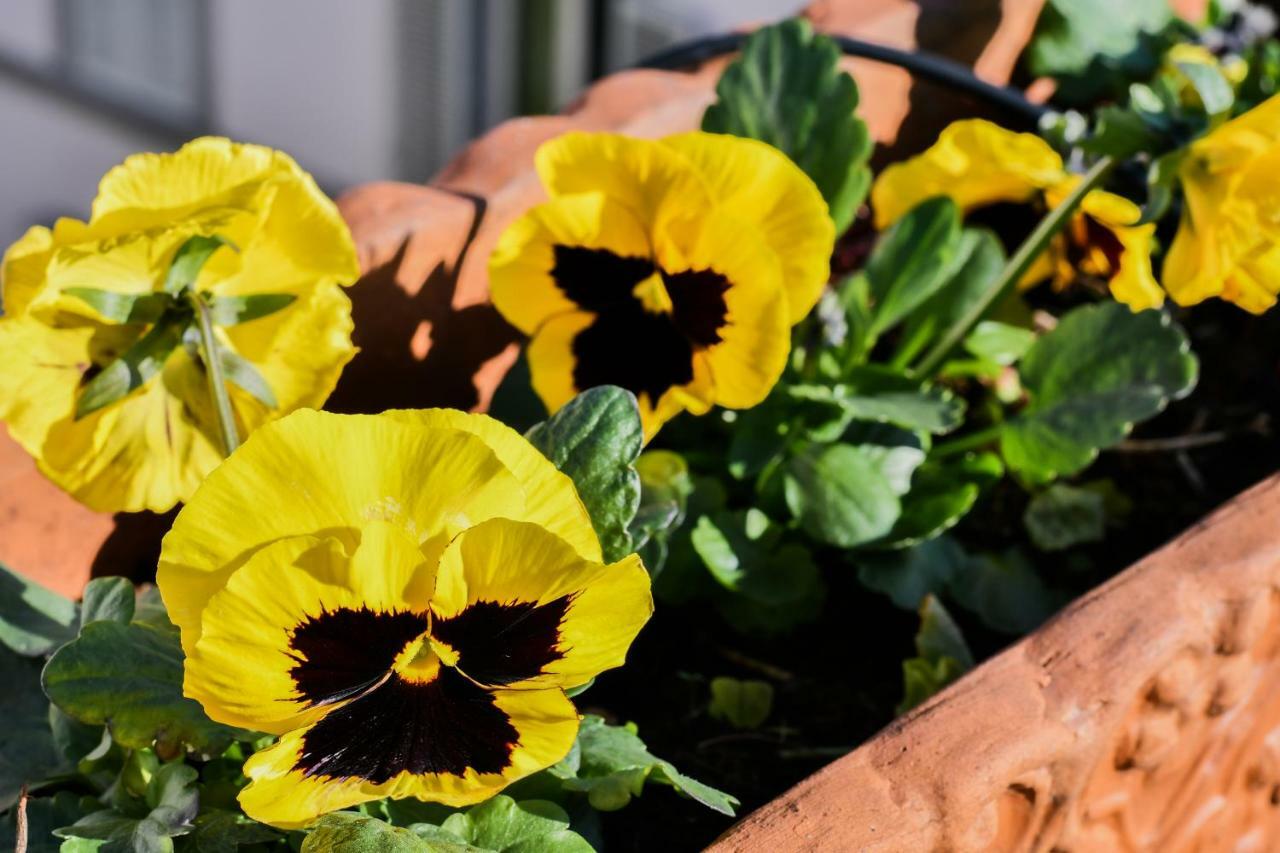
[637, 32, 1048, 127]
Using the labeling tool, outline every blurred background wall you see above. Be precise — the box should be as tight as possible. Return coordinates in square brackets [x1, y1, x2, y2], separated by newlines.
[0, 0, 796, 247]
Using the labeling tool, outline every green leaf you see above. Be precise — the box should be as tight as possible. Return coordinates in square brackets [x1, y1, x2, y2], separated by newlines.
[1175, 59, 1234, 119]
[0, 646, 66, 810]
[630, 450, 693, 575]
[55, 764, 198, 853]
[784, 443, 902, 547]
[0, 563, 77, 656]
[62, 289, 173, 325]
[432, 796, 592, 853]
[553, 716, 738, 816]
[1024, 0, 1175, 105]
[42, 620, 238, 757]
[190, 809, 280, 853]
[708, 677, 774, 730]
[855, 535, 970, 609]
[1023, 483, 1107, 551]
[690, 510, 806, 603]
[898, 656, 966, 714]
[785, 384, 964, 435]
[899, 229, 1006, 358]
[702, 18, 872, 231]
[1080, 105, 1161, 159]
[207, 293, 296, 326]
[162, 235, 234, 295]
[948, 549, 1065, 635]
[865, 196, 963, 336]
[1002, 302, 1197, 482]
[897, 595, 973, 714]
[303, 814, 442, 852]
[876, 454, 1002, 548]
[217, 346, 278, 408]
[76, 321, 184, 419]
[79, 578, 135, 630]
[1, 792, 98, 853]
[1138, 148, 1187, 224]
[526, 386, 643, 562]
[963, 321, 1036, 367]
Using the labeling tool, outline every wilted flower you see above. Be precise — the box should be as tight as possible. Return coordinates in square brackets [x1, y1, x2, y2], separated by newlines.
[0, 137, 359, 512]
[489, 131, 834, 439]
[157, 408, 651, 827]
[871, 119, 1164, 311]
[1163, 94, 1280, 313]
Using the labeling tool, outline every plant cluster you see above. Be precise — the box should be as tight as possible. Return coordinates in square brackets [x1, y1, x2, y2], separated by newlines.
[3, 1, 1280, 850]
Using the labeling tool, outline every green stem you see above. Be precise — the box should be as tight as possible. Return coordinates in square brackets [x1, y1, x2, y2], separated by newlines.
[932, 424, 1004, 458]
[190, 292, 241, 456]
[889, 322, 932, 371]
[911, 155, 1116, 379]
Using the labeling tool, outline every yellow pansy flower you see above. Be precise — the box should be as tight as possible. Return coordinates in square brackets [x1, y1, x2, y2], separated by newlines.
[157, 408, 651, 828]
[1163, 94, 1280, 313]
[871, 119, 1164, 311]
[489, 131, 834, 439]
[0, 137, 359, 513]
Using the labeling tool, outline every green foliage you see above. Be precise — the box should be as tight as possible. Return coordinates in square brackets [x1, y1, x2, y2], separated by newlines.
[63, 289, 173, 325]
[43, 618, 239, 758]
[702, 18, 873, 231]
[1002, 302, 1198, 482]
[784, 443, 903, 547]
[630, 450, 693, 575]
[421, 796, 593, 852]
[864, 197, 964, 337]
[1023, 483, 1108, 551]
[207, 293, 296, 326]
[948, 549, 1066, 635]
[162, 235, 235, 295]
[303, 813, 450, 852]
[0, 563, 78, 656]
[708, 677, 774, 730]
[1025, 0, 1177, 105]
[552, 716, 738, 816]
[55, 763, 199, 853]
[0, 646, 66, 809]
[897, 595, 973, 714]
[80, 578, 136, 629]
[526, 386, 644, 562]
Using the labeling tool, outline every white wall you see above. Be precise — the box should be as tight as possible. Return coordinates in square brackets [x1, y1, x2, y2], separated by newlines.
[212, 0, 401, 189]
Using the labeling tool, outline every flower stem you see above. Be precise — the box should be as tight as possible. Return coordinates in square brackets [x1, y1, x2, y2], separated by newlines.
[932, 424, 1004, 458]
[911, 155, 1116, 380]
[190, 291, 241, 456]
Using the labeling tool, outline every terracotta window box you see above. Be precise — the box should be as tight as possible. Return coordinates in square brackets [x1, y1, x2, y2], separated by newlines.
[9, 0, 1271, 849]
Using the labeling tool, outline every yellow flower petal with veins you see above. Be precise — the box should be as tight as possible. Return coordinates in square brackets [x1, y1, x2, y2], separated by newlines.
[0, 136, 360, 512]
[161, 408, 647, 828]
[1164, 95, 1280, 313]
[490, 131, 831, 439]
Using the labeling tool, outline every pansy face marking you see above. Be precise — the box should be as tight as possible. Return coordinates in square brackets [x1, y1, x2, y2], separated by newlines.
[160, 409, 652, 828]
[490, 131, 835, 439]
[550, 244, 731, 403]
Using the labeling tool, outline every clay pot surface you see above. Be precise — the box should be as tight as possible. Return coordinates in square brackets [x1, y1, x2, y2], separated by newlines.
[711, 472, 1280, 851]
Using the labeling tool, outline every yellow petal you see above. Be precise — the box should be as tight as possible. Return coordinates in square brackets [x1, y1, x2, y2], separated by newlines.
[1, 225, 55, 317]
[489, 193, 652, 335]
[671, 208, 790, 410]
[185, 524, 436, 734]
[0, 317, 94, 459]
[382, 409, 601, 561]
[535, 132, 713, 237]
[1075, 188, 1165, 311]
[238, 682, 577, 828]
[158, 410, 526, 657]
[871, 119, 1065, 228]
[662, 132, 834, 322]
[429, 517, 651, 690]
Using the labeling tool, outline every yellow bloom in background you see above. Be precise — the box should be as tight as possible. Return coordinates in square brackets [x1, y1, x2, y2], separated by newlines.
[0, 137, 359, 513]
[157, 408, 651, 828]
[871, 119, 1164, 311]
[489, 131, 834, 439]
[1163, 95, 1280, 313]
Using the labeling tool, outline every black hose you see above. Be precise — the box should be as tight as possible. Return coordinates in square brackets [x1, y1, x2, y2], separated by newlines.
[636, 32, 1047, 126]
